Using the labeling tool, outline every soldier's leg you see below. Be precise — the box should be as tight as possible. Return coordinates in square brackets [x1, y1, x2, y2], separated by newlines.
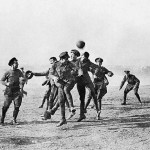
[56, 86, 67, 127]
[49, 85, 58, 109]
[13, 94, 22, 124]
[96, 87, 107, 120]
[122, 85, 132, 105]
[84, 91, 92, 112]
[86, 82, 99, 112]
[84, 83, 98, 111]
[97, 87, 107, 110]
[76, 83, 86, 122]
[134, 87, 142, 104]
[64, 81, 75, 112]
[1, 95, 12, 124]
[39, 95, 47, 108]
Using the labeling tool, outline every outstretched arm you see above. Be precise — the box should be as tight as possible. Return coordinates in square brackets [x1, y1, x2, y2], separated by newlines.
[119, 76, 126, 90]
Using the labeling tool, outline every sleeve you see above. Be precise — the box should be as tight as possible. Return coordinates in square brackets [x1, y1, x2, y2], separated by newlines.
[134, 76, 140, 88]
[19, 70, 24, 77]
[33, 70, 49, 76]
[89, 61, 98, 74]
[1, 71, 9, 82]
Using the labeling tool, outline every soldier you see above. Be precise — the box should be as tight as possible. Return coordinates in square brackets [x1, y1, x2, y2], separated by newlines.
[46, 49, 80, 120]
[33, 57, 57, 110]
[0, 57, 25, 125]
[66, 49, 81, 119]
[84, 57, 114, 119]
[119, 70, 142, 105]
[20, 67, 28, 84]
[48, 51, 77, 127]
[38, 77, 51, 109]
[76, 52, 100, 122]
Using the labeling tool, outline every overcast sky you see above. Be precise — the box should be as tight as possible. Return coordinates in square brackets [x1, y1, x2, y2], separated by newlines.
[0, 0, 150, 67]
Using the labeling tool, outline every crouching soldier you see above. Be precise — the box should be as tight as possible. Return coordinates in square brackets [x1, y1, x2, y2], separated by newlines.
[119, 70, 142, 105]
[0, 57, 25, 125]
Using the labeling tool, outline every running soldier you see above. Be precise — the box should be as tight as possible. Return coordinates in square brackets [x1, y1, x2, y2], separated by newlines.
[84, 57, 114, 119]
[0, 57, 25, 125]
[119, 70, 142, 105]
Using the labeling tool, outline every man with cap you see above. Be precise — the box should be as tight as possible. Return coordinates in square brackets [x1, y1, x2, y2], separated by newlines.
[75, 52, 100, 122]
[65, 49, 81, 119]
[48, 51, 77, 126]
[32, 57, 57, 111]
[46, 49, 80, 120]
[119, 70, 142, 105]
[84, 57, 114, 119]
[0, 57, 25, 125]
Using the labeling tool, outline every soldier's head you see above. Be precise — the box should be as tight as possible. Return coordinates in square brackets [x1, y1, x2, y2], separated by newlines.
[95, 57, 103, 66]
[8, 57, 18, 70]
[49, 57, 57, 64]
[59, 51, 70, 63]
[70, 49, 80, 60]
[124, 70, 130, 76]
[81, 52, 89, 61]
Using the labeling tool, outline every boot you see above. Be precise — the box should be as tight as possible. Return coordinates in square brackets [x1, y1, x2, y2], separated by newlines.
[12, 108, 19, 124]
[56, 119, 67, 127]
[77, 114, 86, 122]
[1, 107, 8, 125]
[97, 110, 101, 120]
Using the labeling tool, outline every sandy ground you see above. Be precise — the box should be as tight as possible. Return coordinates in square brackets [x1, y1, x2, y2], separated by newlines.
[0, 84, 150, 150]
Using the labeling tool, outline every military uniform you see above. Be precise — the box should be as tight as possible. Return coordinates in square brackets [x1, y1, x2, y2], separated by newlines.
[49, 52, 77, 126]
[75, 52, 100, 121]
[85, 63, 113, 115]
[1, 58, 24, 125]
[47, 50, 80, 120]
[120, 71, 141, 105]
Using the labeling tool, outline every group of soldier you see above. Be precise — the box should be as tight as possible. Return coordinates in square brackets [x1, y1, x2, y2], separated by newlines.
[0, 46, 142, 127]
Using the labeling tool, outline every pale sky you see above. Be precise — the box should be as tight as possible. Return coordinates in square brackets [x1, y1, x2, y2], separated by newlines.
[0, 0, 150, 67]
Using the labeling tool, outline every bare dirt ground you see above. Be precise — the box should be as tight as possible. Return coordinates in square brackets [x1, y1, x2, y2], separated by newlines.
[0, 84, 150, 150]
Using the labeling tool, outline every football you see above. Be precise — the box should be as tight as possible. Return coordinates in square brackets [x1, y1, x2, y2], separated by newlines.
[76, 40, 85, 49]
[44, 110, 51, 119]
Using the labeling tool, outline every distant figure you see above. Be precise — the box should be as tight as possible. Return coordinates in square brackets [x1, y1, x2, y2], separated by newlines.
[119, 70, 142, 105]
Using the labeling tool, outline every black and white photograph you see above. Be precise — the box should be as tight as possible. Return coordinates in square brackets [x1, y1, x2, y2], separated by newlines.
[0, 0, 150, 149]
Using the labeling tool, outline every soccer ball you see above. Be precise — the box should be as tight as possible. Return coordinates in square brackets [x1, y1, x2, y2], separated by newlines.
[76, 40, 85, 49]
[44, 110, 51, 119]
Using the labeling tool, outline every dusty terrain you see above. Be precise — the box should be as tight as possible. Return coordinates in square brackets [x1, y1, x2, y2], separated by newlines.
[0, 83, 150, 150]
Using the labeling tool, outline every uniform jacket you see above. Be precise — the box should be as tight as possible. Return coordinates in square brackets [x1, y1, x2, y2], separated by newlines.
[120, 74, 140, 89]
[49, 60, 77, 82]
